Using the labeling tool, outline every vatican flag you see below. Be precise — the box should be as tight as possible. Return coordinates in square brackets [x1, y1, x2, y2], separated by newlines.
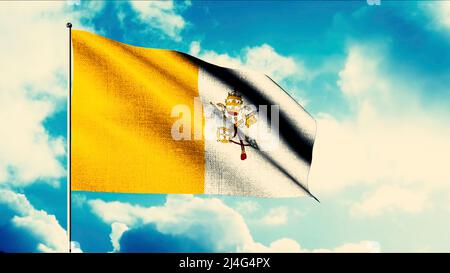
[71, 30, 317, 199]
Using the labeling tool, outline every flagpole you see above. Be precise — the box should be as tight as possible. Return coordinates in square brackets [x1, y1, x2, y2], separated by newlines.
[66, 22, 72, 253]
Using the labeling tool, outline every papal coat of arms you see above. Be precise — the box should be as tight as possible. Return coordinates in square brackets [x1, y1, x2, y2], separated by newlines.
[210, 92, 257, 160]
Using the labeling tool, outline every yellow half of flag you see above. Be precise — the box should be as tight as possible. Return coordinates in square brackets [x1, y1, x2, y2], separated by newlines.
[71, 30, 205, 194]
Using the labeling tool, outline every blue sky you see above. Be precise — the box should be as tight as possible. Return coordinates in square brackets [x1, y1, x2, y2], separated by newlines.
[1, 1, 450, 253]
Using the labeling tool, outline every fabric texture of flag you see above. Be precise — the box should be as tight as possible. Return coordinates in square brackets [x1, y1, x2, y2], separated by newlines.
[71, 30, 316, 198]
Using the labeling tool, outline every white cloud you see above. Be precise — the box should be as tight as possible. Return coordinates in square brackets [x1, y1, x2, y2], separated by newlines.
[189, 41, 306, 83]
[189, 41, 201, 56]
[337, 45, 389, 99]
[245, 44, 303, 82]
[0, 189, 67, 252]
[311, 241, 381, 253]
[90, 195, 255, 252]
[309, 44, 450, 216]
[0, 1, 101, 252]
[110, 222, 129, 252]
[129, 0, 189, 41]
[72, 193, 87, 208]
[89, 195, 378, 253]
[0, 92, 65, 187]
[448, 194, 450, 212]
[351, 185, 428, 217]
[0, 3, 67, 187]
[234, 200, 260, 214]
[244, 238, 380, 253]
[0, 2, 103, 188]
[262, 238, 302, 252]
[0, 2, 100, 98]
[257, 207, 289, 226]
[422, 2, 450, 32]
[239, 238, 301, 252]
[70, 241, 83, 253]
